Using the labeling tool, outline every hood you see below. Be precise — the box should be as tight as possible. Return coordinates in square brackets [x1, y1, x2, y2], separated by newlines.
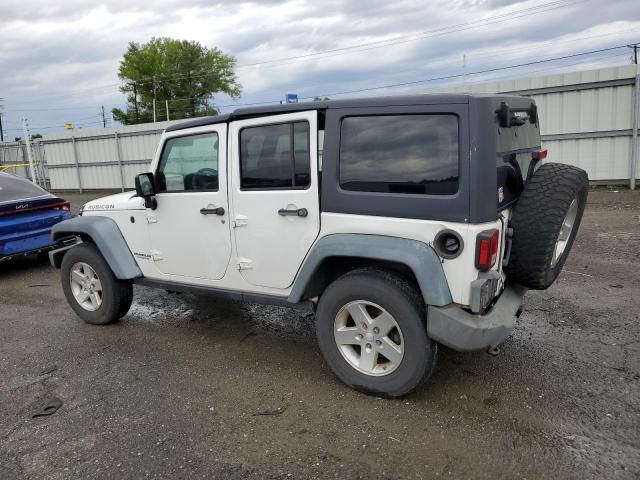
[82, 191, 145, 213]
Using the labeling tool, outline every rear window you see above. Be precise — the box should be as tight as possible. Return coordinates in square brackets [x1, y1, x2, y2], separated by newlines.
[0, 173, 49, 204]
[339, 114, 459, 195]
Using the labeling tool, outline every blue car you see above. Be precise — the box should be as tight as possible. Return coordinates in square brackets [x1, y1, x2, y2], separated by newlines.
[0, 172, 73, 262]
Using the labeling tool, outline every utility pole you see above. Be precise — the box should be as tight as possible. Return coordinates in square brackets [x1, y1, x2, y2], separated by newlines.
[0, 98, 4, 142]
[629, 44, 639, 65]
[166, 99, 170, 121]
[101, 105, 106, 128]
[462, 54, 467, 89]
[132, 82, 139, 123]
[21, 118, 37, 183]
[152, 76, 157, 124]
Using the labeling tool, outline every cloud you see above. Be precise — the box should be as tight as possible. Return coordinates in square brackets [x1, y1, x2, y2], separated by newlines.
[1, 0, 639, 136]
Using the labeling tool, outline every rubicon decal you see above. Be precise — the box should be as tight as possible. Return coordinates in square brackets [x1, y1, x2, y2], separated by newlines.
[85, 204, 115, 210]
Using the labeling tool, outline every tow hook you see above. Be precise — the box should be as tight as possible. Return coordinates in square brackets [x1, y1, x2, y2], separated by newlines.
[487, 346, 500, 356]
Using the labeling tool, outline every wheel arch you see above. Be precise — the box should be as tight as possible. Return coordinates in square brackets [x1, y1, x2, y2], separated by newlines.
[288, 234, 452, 306]
[50, 216, 142, 280]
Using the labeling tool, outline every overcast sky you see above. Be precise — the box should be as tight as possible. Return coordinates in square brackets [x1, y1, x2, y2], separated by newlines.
[1, 0, 639, 138]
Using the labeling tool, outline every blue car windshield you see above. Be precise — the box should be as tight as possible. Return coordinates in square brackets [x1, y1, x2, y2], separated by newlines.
[0, 173, 50, 204]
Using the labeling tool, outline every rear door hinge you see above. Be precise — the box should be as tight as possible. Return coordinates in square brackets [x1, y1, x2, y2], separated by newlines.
[237, 257, 253, 270]
[149, 249, 163, 261]
[232, 215, 248, 228]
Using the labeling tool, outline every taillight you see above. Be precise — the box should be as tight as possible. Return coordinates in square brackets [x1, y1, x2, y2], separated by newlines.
[532, 149, 547, 161]
[57, 202, 71, 211]
[475, 229, 500, 272]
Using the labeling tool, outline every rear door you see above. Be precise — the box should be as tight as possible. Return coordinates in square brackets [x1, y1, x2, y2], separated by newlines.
[229, 112, 319, 289]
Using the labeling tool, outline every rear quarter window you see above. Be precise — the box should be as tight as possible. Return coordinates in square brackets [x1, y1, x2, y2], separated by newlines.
[339, 114, 459, 195]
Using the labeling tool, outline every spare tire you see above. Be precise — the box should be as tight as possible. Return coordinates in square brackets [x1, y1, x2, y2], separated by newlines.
[506, 163, 588, 290]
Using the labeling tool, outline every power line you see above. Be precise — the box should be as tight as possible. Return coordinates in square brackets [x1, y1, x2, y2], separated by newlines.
[2, 43, 633, 133]
[3, 0, 586, 108]
[234, 0, 587, 70]
[19, 28, 632, 117]
[301, 44, 634, 99]
[215, 44, 636, 109]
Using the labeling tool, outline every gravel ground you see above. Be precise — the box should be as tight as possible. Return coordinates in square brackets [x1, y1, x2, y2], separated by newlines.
[0, 189, 638, 479]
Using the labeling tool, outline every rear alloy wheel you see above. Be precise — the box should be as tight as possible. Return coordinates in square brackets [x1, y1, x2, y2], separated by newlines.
[316, 269, 437, 398]
[334, 300, 404, 376]
[61, 243, 133, 325]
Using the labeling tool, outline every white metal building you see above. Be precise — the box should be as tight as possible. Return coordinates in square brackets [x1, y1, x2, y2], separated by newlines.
[421, 64, 640, 187]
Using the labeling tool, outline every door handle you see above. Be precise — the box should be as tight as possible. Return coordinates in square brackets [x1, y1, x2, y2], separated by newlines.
[278, 207, 308, 217]
[200, 207, 225, 216]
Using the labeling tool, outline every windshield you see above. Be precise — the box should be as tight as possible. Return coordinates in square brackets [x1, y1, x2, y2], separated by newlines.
[0, 173, 51, 204]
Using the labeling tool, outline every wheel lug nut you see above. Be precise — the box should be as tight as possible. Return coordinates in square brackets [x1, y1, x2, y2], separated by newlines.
[376, 340, 382, 346]
[366, 343, 372, 350]
[356, 334, 363, 341]
[373, 327, 380, 334]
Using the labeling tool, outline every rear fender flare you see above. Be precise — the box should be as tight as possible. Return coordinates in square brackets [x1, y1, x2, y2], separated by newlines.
[288, 234, 453, 306]
[50, 216, 142, 280]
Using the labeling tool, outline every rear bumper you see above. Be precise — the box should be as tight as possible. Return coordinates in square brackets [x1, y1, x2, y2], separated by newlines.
[0, 236, 76, 262]
[427, 285, 527, 351]
[0, 210, 72, 258]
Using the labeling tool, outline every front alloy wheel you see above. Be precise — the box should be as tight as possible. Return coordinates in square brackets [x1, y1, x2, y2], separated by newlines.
[70, 262, 103, 311]
[60, 243, 133, 325]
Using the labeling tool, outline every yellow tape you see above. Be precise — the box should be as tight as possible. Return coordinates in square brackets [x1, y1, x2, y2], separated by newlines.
[0, 164, 32, 171]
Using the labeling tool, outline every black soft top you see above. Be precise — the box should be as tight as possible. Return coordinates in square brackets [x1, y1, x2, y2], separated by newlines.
[165, 93, 531, 132]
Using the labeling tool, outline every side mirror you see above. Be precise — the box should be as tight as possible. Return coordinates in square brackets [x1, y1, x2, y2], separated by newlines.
[135, 173, 157, 209]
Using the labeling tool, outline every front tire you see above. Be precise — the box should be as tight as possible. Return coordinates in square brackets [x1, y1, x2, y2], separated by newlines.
[60, 243, 133, 325]
[315, 269, 437, 398]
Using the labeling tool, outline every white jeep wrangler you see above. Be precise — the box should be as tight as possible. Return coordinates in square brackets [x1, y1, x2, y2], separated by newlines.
[51, 94, 588, 397]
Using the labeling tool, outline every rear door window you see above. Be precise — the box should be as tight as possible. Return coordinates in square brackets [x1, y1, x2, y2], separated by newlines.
[240, 122, 310, 190]
[339, 115, 459, 195]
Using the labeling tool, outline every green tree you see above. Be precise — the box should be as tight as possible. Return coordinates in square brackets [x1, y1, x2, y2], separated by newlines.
[112, 38, 241, 125]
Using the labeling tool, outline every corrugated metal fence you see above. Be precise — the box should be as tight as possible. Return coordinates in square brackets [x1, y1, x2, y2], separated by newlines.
[1, 64, 639, 191]
[0, 140, 50, 188]
[39, 121, 177, 192]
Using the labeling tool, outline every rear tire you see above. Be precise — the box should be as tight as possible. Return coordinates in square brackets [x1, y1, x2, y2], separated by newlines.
[60, 243, 133, 325]
[506, 163, 588, 289]
[315, 269, 437, 398]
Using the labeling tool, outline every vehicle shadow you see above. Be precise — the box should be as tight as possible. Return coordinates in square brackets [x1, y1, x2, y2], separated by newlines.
[0, 254, 51, 277]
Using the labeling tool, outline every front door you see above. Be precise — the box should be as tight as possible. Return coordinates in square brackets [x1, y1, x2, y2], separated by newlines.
[229, 112, 320, 289]
[147, 125, 231, 281]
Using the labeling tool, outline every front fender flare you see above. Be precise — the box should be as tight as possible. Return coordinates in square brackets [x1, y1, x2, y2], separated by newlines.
[50, 216, 142, 280]
[288, 234, 452, 306]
